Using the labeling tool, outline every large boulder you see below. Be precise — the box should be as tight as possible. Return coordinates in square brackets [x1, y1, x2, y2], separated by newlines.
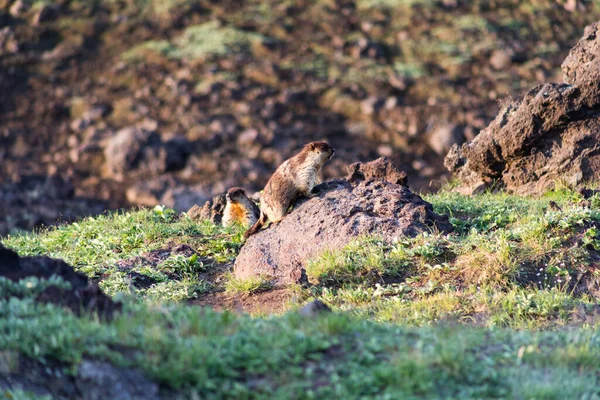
[103, 127, 190, 182]
[234, 159, 452, 285]
[445, 21, 600, 195]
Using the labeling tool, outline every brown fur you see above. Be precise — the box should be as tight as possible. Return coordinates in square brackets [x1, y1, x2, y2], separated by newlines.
[222, 187, 260, 229]
[244, 141, 334, 238]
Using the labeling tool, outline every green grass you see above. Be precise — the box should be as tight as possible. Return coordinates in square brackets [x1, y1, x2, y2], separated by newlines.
[301, 189, 600, 329]
[224, 273, 274, 295]
[2, 206, 244, 302]
[2, 189, 600, 396]
[2, 278, 600, 398]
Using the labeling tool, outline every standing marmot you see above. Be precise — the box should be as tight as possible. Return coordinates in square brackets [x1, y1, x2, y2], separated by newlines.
[244, 141, 334, 238]
[222, 187, 261, 229]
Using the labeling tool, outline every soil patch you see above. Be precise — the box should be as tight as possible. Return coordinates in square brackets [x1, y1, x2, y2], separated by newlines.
[192, 288, 293, 315]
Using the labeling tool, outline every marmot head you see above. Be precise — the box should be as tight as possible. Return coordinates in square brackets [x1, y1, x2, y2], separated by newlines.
[226, 187, 249, 203]
[304, 141, 335, 162]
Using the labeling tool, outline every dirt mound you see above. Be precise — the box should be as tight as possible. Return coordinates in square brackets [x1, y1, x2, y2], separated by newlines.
[445, 21, 600, 195]
[234, 159, 452, 285]
[0, 245, 119, 318]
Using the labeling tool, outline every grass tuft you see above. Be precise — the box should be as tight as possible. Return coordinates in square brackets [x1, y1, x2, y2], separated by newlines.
[224, 273, 273, 295]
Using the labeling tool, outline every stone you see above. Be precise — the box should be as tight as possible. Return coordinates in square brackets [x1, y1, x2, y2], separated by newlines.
[103, 127, 165, 181]
[427, 123, 464, 156]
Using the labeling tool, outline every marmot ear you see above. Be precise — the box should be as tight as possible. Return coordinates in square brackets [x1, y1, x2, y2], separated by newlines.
[308, 142, 316, 150]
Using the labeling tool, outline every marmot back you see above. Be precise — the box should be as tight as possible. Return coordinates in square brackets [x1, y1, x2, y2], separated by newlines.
[244, 141, 334, 238]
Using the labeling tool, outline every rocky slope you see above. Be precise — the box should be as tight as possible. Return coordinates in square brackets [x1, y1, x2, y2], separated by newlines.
[2, 1, 600, 233]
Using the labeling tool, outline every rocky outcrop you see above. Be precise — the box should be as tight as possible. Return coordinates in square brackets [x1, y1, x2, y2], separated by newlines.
[187, 193, 227, 225]
[234, 159, 452, 285]
[0, 245, 120, 319]
[346, 156, 408, 186]
[445, 21, 600, 195]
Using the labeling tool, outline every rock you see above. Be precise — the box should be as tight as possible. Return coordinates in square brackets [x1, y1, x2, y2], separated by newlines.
[32, 4, 56, 25]
[103, 127, 165, 181]
[186, 204, 204, 221]
[69, 105, 108, 132]
[75, 360, 161, 400]
[489, 49, 513, 70]
[426, 123, 464, 156]
[9, 0, 28, 17]
[346, 157, 408, 186]
[563, 0, 578, 12]
[237, 128, 260, 148]
[188, 194, 226, 224]
[0, 174, 107, 235]
[0, 245, 120, 319]
[41, 37, 84, 62]
[160, 185, 209, 211]
[43, 174, 75, 199]
[126, 185, 162, 207]
[579, 187, 600, 200]
[298, 300, 332, 316]
[103, 128, 190, 182]
[360, 96, 382, 115]
[234, 160, 452, 285]
[445, 21, 600, 195]
[0, 27, 18, 56]
[164, 136, 191, 171]
[561, 21, 600, 105]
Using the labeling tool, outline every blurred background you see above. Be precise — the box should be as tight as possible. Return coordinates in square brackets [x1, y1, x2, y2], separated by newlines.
[1, 0, 599, 234]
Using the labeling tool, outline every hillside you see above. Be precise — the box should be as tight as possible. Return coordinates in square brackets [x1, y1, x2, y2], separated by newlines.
[2, 0, 600, 233]
[3, 2, 600, 398]
[2, 188, 600, 398]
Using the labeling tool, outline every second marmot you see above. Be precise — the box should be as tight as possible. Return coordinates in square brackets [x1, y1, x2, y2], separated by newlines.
[222, 187, 260, 229]
[244, 141, 334, 238]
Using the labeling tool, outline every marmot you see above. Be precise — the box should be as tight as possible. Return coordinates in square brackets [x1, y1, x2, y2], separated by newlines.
[222, 187, 261, 229]
[244, 141, 334, 238]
